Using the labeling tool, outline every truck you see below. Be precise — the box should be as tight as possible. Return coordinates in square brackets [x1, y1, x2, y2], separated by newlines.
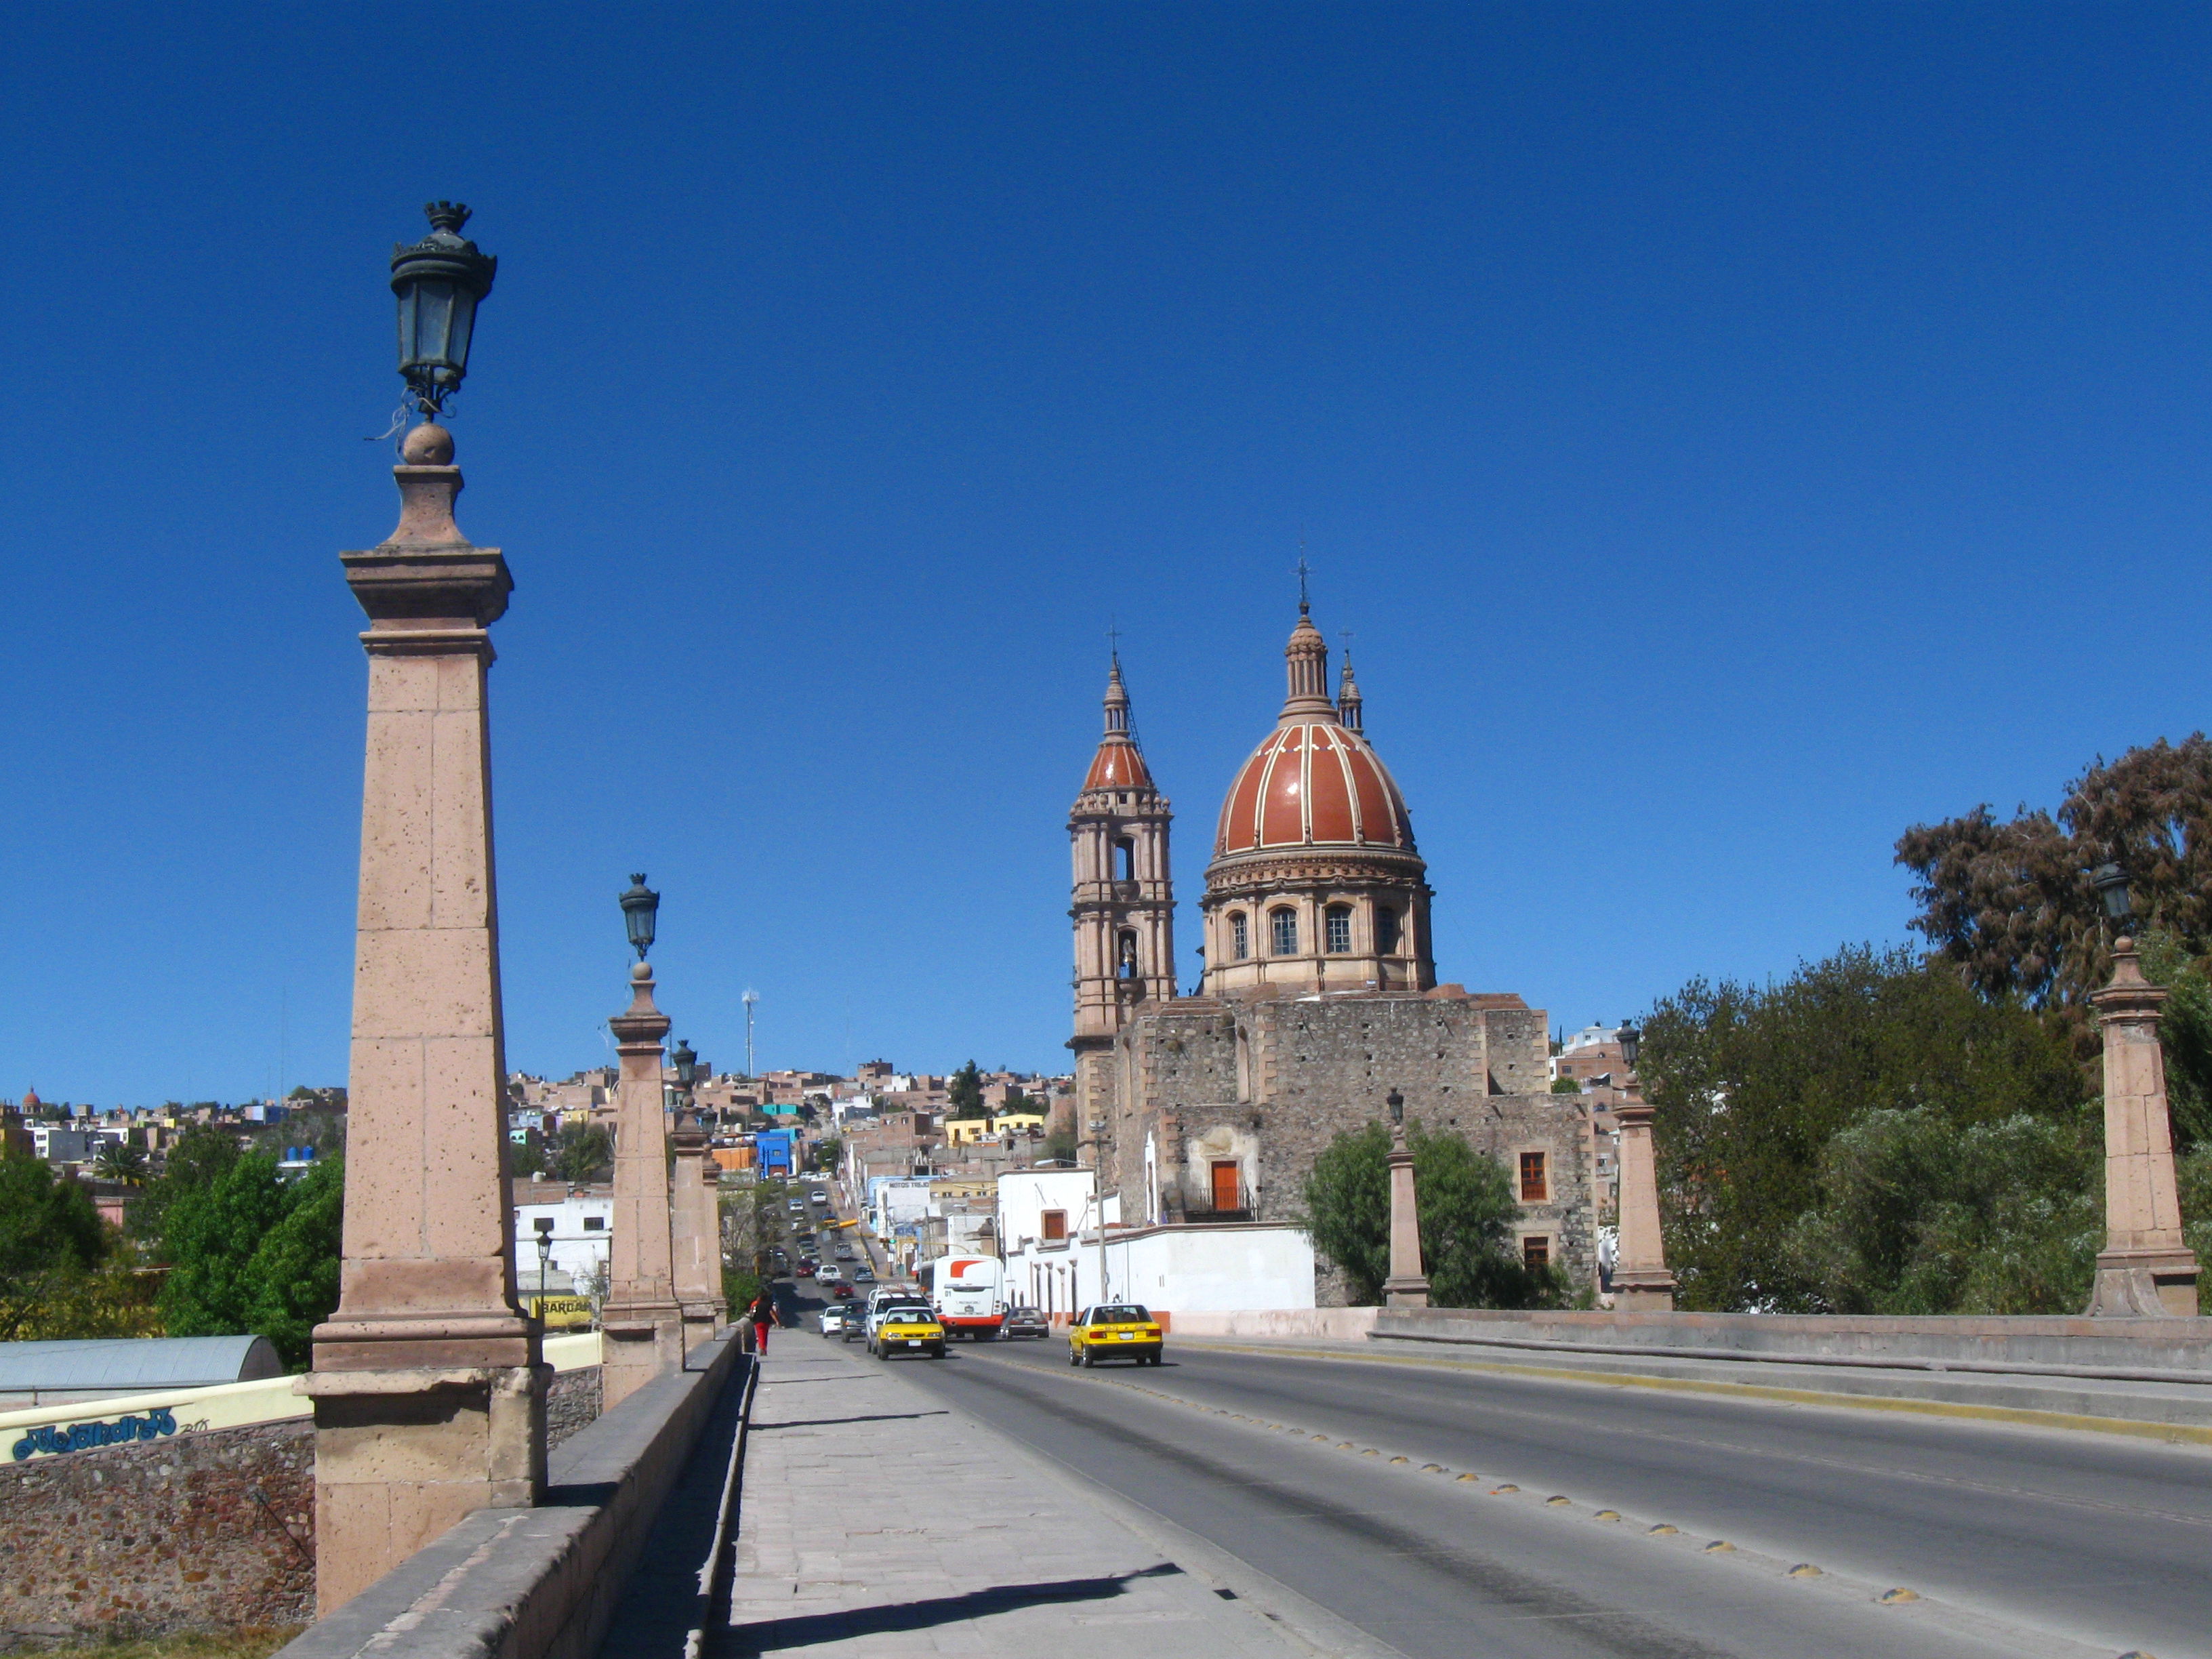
[917, 1254, 1006, 1340]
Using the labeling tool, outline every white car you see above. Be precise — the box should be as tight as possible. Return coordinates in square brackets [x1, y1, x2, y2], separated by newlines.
[815, 1263, 842, 1284]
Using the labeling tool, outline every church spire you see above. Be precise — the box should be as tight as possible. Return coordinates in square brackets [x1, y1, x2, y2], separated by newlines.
[1280, 608, 1336, 723]
[1336, 642, 1364, 733]
[1103, 654, 1130, 737]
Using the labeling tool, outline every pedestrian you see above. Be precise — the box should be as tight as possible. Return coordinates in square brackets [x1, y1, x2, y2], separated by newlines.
[748, 1290, 778, 1356]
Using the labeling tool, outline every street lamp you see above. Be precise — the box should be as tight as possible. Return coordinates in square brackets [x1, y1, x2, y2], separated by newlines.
[1381, 1085, 1428, 1308]
[1617, 1022, 1641, 1074]
[672, 1038, 699, 1090]
[392, 203, 497, 417]
[620, 874, 659, 960]
[2092, 862, 2133, 930]
[1386, 1088, 1405, 1127]
[533, 1216, 554, 1306]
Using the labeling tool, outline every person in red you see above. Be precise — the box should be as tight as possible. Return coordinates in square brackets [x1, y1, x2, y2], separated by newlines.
[747, 1290, 779, 1355]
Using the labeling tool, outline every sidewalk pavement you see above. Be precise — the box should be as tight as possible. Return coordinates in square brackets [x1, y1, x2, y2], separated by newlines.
[723, 1345, 1317, 1659]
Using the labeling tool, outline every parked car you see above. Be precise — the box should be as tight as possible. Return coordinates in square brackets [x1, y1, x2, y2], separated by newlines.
[1067, 1303, 1164, 1368]
[1002, 1305, 1049, 1339]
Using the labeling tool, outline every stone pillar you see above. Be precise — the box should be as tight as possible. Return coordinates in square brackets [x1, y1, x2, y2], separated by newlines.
[1381, 1122, 1429, 1308]
[2087, 938, 2200, 1317]
[306, 422, 544, 1618]
[601, 963, 683, 1405]
[1612, 1099, 1676, 1311]
[671, 1106, 722, 1349]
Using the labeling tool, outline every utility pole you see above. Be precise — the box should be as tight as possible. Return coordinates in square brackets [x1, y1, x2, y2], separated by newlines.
[743, 987, 759, 1080]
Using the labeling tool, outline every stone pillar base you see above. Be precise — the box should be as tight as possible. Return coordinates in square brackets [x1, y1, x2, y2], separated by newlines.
[679, 1301, 724, 1351]
[304, 1363, 547, 1618]
[601, 1311, 685, 1407]
[1612, 1271, 1677, 1312]
[1382, 1276, 1431, 1309]
[2087, 1248, 2199, 1317]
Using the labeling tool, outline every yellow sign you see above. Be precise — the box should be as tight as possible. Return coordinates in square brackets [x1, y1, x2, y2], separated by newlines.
[530, 1294, 596, 1330]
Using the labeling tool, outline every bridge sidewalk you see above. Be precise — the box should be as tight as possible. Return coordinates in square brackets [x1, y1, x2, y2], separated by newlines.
[722, 1344, 1317, 1659]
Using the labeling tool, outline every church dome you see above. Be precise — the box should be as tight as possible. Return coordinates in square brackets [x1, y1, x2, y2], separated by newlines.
[1077, 657, 1156, 796]
[1215, 720, 1413, 854]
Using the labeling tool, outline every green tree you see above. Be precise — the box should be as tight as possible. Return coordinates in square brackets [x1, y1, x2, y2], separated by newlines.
[1641, 945, 2087, 1311]
[158, 1151, 346, 1366]
[245, 1159, 344, 1365]
[1783, 1109, 2100, 1313]
[159, 1152, 295, 1340]
[135, 1122, 245, 1245]
[552, 1123, 613, 1185]
[1300, 1121, 1567, 1309]
[1550, 1077, 1582, 1095]
[946, 1061, 987, 1120]
[510, 1134, 548, 1179]
[1043, 1126, 1078, 1164]
[813, 1134, 843, 1172]
[0, 1158, 108, 1339]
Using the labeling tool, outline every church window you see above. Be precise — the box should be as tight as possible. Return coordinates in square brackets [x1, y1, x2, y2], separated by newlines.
[1325, 905, 1353, 954]
[1375, 907, 1401, 954]
[1270, 909, 1298, 956]
[1229, 912, 1249, 960]
[1521, 1234, 1551, 1269]
[1114, 838, 1135, 882]
[1519, 1150, 1549, 1203]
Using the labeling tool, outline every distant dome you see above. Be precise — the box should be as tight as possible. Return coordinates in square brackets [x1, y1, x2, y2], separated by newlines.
[1214, 720, 1414, 855]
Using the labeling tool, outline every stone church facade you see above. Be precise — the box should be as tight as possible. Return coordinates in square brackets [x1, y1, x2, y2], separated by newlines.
[1067, 605, 1596, 1303]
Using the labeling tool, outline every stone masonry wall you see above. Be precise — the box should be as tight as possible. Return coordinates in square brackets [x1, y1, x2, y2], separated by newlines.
[547, 1365, 602, 1451]
[0, 1420, 314, 1643]
[1107, 991, 1597, 1303]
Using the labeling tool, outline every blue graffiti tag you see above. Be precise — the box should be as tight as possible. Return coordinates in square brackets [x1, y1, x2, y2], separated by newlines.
[11, 1406, 177, 1461]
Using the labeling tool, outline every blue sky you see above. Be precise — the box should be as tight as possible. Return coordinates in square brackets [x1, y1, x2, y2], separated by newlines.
[5, 6, 2210, 1103]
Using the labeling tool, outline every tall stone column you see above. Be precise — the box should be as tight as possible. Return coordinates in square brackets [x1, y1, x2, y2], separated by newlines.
[671, 1107, 722, 1348]
[1381, 1120, 1429, 1308]
[306, 422, 544, 1617]
[1612, 1099, 1676, 1311]
[601, 963, 683, 1404]
[2087, 938, 2200, 1316]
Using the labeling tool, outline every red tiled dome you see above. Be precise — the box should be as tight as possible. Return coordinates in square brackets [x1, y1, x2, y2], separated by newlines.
[1215, 720, 1413, 854]
[1083, 737, 1153, 793]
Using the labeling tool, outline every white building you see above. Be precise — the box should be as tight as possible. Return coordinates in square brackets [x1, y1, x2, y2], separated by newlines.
[1005, 1221, 1314, 1320]
[996, 1168, 1101, 1254]
[512, 1186, 614, 1297]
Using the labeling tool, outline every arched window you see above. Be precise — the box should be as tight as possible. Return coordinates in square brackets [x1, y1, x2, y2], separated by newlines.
[1270, 908, 1298, 956]
[1113, 838, 1135, 882]
[1118, 930, 1139, 979]
[1325, 905, 1353, 954]
[1229, 912, 1249, 960]
[1375, 907, 1401, 954]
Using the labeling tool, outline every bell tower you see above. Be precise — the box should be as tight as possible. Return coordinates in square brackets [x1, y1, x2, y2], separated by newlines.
[1069, 654, 1176, 1138]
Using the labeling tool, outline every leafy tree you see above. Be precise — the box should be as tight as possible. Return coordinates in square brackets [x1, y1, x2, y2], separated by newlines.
[1300, 1121, 1568, 1309]
[245, 1159, 344, 1365]
[136, 1122, 245, 1244]
[1896, 735, 2212, 1019]
[946, 1061, 987, 1120]
[813, 1134, 843, 1172]
[509, 1134, 548, 1179]
[1783, 1109, 2100, 1313]
[158, 1151, 345, 1366]
[92, 1141, 150, 1185]
[1641, 945, 2087, 1311]
[2135, 931, 2212, 1155]
[1550, 1077, 1583, 1095]
[0, 1159, 108, 1340]
[552, 1123, 613, 1185]
[1043, 1126, 1078, 1164]
[159, 1152, 296, 1340]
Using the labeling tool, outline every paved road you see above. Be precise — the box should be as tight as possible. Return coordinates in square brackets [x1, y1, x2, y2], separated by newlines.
[879, 1333, 2210, 1659]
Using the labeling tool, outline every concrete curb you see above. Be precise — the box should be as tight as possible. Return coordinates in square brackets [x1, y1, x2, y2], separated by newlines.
[1180, 1337, 2212, 1445]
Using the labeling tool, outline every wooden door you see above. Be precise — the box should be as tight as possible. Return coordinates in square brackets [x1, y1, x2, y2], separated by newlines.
[1210, 1160, 1241, 1212]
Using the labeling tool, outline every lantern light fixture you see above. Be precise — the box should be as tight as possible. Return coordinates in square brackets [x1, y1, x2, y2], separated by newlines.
[391, 202, 497, 417]
[619, 873, 659, 960]
[1387, 1088, 1405, 1126]
[672, 1038, 699, 1090]
[1618, 1023, 1641, 1071]
[2091, 861, 2133, 927]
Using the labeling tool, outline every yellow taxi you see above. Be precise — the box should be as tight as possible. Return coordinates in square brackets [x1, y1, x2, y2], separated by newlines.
[870, 1304, 947, 1359]
[1068, 1303, 1164, 1368]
